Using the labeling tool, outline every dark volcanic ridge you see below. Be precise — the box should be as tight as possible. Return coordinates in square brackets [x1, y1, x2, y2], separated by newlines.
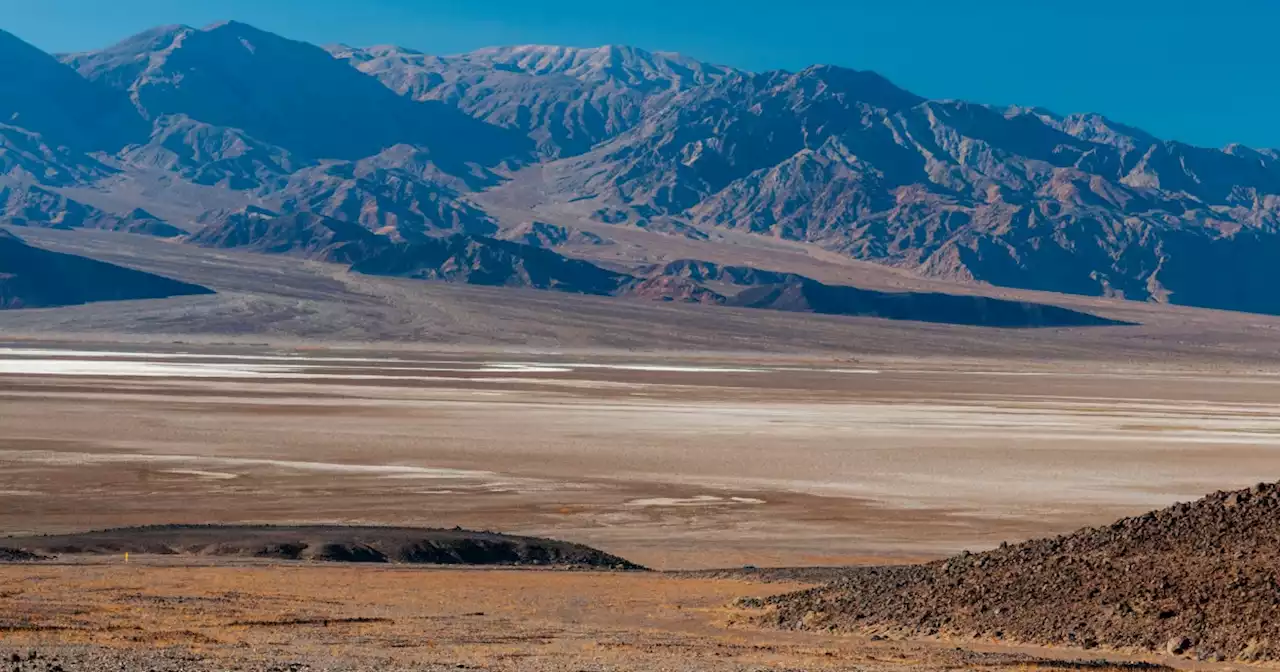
[0, 228, 213, 309]
[4, 524, 644, 570]
[761, 481, 1280, 663]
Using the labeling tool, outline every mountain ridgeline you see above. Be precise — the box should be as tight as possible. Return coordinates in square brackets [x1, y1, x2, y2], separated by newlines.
[0, 21, 1275, 317]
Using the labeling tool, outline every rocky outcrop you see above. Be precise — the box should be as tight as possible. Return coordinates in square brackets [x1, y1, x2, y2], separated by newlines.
[764, 481, 1280, 662]
[187, 210, 384, 263]
[351, 234, 629, 294]
[497, 221, 609, 247]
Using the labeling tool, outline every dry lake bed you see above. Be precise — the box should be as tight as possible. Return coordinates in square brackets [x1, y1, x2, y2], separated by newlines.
[3, 341, 1280, 569]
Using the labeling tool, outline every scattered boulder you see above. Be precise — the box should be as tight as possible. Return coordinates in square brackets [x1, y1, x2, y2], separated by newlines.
[1166, 636, 1192, 656]
[0, 547, 45, 562]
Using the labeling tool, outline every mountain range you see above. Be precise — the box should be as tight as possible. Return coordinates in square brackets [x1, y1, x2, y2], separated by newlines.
[1, 21, 1278, 318]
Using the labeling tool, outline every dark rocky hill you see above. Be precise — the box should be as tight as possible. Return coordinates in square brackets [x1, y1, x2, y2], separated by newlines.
[0, 228, 212, 308]
[763, 481, 1280, 663]
[5, 524, 643, 569]
[351, 234, 629, 294]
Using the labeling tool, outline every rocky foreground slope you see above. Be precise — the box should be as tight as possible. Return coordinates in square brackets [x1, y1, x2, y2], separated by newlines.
[763, 481, 1280, 662]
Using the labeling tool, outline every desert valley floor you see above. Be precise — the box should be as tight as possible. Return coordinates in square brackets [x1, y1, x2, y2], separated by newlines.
[7, 233, 1280, 670]
[4, 342, 1280, 670]
[4, 343, 1280, 569]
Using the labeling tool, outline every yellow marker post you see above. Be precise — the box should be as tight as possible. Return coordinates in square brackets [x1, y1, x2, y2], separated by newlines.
[125, 552, 129, 564]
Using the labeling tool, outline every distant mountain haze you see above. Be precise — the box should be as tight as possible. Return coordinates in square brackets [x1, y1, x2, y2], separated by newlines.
[0, 21, 1278, 317]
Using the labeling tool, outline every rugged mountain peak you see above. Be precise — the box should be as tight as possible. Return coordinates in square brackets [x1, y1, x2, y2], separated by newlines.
[65, 22, 532, 165]
[324, 43, 429, 64]
[201, 19, 264, 34]
[462, 43, 736, 90]
[332, 41, 737, 158]
[790, 65, 926, 111]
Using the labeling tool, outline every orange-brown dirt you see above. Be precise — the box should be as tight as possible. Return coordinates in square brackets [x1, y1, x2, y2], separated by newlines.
[0, 561, 1190, 671]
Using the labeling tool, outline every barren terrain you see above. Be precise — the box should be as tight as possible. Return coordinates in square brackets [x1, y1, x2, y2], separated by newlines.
[6, 234, 1280, 669]
[4, 343, 1280, 569]
[0, 560, 1195, 672]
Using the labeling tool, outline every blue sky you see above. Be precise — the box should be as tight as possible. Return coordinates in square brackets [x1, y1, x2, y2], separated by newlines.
[5, 0, 1278, 149]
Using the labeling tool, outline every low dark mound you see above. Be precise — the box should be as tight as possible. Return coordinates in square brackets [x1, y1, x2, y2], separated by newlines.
[0, 547, 46, 562]
[9, 525, 644, 570]
[728, 279, 1126, 328]
[0, 228, 213, 309]
[764, 482, 1280, 662]
[352, 234, 628, 295]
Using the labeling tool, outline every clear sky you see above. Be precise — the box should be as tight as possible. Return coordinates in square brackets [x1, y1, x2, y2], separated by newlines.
[5, 0, 1277, 150]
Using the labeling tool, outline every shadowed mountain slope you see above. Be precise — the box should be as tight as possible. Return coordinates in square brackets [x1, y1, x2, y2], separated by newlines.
[62, 22, 532, 166]
[0, 29, 147, 151]
[0, 228, 212, 308]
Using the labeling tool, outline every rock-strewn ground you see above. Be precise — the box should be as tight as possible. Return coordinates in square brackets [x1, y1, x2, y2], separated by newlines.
[764, 481, 1280, 663]
[0, 548, 43, 562]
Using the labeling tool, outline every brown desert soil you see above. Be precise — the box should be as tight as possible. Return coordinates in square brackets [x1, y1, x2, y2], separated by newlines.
[0, 562, 1188, 671]
[763, 481, 1280, 664]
